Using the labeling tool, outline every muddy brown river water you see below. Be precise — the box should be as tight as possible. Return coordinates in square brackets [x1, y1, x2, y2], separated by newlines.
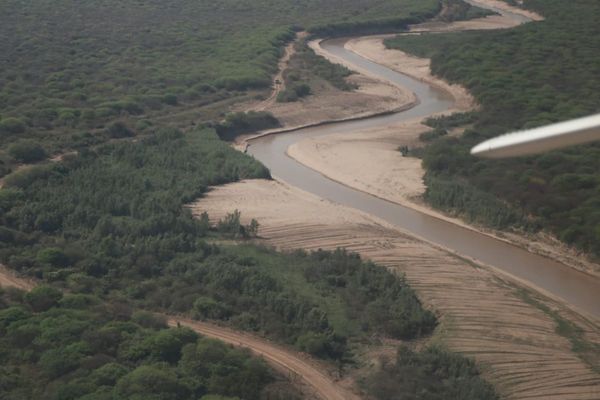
[248, 9, 600, 318]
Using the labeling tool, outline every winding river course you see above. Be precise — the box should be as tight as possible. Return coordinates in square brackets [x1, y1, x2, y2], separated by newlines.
[248, 5, 600, 318]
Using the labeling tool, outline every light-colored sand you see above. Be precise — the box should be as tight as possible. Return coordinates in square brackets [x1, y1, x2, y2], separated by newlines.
[231, 34, 416, 154]
[0, 264, 35, 291]
[285, 20, 600, 278]
[287, 118, 429, 208]
[468, 0, 544, 22]
[260, 73, 413, 129]
[190, 179, 600, 400]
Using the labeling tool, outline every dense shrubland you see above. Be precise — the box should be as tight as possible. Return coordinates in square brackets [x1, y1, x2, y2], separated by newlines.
[386, 0, 600, 257]
[0, 0, 441, 170]
[0, 286, 284, 400]
[0, 128, 435, 361]
[287, 42, 359, 92]
[362, 346, 498, 400]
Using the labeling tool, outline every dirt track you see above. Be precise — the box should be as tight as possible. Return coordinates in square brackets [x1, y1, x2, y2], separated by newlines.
[168, 318, 360, 400]
[0, 264, 35, 291]
[252, 39, 296, 112]
[0, 265, 358, 400]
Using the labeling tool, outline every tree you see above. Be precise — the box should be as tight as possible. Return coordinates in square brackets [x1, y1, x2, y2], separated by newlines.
[37, 247, 70, 267]
[8, 140, 47, 163]
[24, 286, 63, 312]
[0, 117, 25, 134]
[114, 365, 190, 400]
[106, 121, 134, 138]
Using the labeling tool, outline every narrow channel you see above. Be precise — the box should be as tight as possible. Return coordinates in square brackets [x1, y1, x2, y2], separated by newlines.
[247, 31, 600, 318]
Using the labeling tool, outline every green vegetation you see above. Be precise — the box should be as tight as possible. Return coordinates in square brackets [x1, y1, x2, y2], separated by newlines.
[362, 346, 498, 400]
[0, 128, 435, 361]
[0, 287, 285, 400]
[295, 43, 358, 91]
[0, 1, 506, 397]
[215, 112, 281, 141]
[0, 0, 440, 168]
[309, 1, 440, 36]
[8, 140, 47, 164]
[386, 0, 600, 257]
[276, 83, 312, 103]
[419, 128, 448, 142]
[439, 0, 496, 22]
[515, 288, 600, 372]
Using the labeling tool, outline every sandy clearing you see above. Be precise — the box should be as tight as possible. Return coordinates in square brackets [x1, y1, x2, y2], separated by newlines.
[256, 73, 413, 130]
[191, 179, 600, 400]
[287, 117, 430, 209]
[0, 264, 35, 291]
[468, 0, 544, 22]
[168, 318, 360, 400]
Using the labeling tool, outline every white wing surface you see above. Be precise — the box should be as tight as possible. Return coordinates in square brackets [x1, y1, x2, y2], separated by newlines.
[471, 113, 600, 158]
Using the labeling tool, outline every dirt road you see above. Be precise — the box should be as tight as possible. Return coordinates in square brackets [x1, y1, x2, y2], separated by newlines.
[0, 264, 35, 291]
[168, 317, 360, 400]
[0, 264, 359, 400]
[252, 39, 296, 112]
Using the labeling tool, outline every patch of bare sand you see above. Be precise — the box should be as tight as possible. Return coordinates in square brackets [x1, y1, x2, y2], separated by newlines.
[467, 0, 544, 22]
[287, 118, 430, 209]
[190, 179, 600, 400]
[0, 264, 35, 291]
[346, 36, 475, 111]
[261, 73, 413, 129]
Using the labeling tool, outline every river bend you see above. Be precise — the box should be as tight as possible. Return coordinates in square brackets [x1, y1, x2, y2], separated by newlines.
[248, 17, 600, 317]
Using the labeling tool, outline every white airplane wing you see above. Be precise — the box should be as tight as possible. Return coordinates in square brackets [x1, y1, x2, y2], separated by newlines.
[471, 113, 600, 158]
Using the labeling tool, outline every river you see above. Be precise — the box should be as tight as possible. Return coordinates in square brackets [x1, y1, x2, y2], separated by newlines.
[247, 7, 600, 318]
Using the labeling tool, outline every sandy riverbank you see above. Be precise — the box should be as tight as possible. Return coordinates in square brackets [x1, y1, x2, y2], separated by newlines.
[190, 179, 600, 399]
[286, 22, 600, 278]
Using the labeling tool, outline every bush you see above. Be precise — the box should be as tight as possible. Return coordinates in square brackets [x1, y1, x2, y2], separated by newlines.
[24, 286, 63, 312]
[106, 121, 134, 138]
[276, 83, 311, 102]
[2, 164, 55, 188]
[8, 140, 47, 163]
[215, 112, 280, 141]
[37, 247, 70, 267]
[363, 345, 498, 400]
[0, 117, 26, 134]
[419, 128, 448, 142]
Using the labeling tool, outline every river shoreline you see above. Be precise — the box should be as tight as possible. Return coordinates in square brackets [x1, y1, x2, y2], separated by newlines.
[238, 2, 599, 280]
[190, 2, 600, 397]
